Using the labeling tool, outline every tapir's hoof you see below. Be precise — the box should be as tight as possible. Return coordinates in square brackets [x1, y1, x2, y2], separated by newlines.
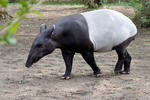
[93, 72, 102, 77]
[120, 71, 130, 74]
[61, 75, 71, 80]
[114, 70, 122, 75]
[115, 70, 130, 75]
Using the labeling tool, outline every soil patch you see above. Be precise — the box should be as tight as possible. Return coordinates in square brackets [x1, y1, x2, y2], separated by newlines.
[0, 5, 150, 100]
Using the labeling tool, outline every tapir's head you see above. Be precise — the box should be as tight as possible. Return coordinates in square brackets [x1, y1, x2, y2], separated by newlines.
[25, 24, 56, 67]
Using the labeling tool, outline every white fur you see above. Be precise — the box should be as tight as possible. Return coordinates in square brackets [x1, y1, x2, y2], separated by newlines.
[81, 9, 137, 52]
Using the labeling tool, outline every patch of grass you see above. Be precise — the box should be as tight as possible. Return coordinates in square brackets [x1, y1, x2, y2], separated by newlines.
[146, 40, 150, 42]
[7, 1, 84, 8]
[42, 1, 84, 6]
[103, 1, 141, 9]
[18, 80, 29, 84]
[125, 85, 133, 89]
[8, 2, 20, 5]
[8, 1, 84, 6]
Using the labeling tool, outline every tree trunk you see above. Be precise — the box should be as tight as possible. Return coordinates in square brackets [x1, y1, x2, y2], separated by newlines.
[83, 0, 103, 8]
[94, 0, 102, 6]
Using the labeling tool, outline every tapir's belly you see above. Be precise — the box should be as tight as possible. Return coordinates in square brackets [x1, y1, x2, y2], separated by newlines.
[81, 9, 137, 52]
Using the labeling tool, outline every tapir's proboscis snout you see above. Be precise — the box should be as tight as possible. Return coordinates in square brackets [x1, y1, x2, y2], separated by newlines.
[25, 9, 137, 80]
[25, 49, 39, 67]
[25, 52, 41, 68]
[25, 55, 32, 68]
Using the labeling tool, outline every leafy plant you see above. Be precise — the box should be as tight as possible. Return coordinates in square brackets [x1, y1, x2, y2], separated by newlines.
[134, 1, 150, 28]
[83, 0, 103, 8]
[0, 0, 42, 45]
[0, 0, 8, 8]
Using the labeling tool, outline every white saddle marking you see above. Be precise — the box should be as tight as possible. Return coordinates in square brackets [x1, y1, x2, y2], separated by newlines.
[81, 9, 137, 52]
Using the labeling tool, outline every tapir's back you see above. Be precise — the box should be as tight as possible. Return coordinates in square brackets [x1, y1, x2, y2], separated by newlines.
[81, 9, 137, 52]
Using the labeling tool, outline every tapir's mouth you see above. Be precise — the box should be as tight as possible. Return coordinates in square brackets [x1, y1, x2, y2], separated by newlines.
[25, 63, 31, 68]
[25, 56, 34, 68]
[25, 59, 33, 68]
[25, 56, 42, 68]
[34, 56, 41, 63]
[25, 51, 51, 68]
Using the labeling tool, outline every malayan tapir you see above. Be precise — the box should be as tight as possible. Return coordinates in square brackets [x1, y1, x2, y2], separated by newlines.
[25, 9, 137, 79]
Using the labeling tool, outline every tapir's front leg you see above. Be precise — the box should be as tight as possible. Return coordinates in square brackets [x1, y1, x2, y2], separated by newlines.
[81, 51, 101, 77]
[61, 50, 75, 79]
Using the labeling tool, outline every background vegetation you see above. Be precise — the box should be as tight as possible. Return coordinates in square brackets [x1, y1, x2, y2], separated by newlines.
[133, 0, 150, 28]
[0, 0, 41, 45]
[0, 0, 150, 45]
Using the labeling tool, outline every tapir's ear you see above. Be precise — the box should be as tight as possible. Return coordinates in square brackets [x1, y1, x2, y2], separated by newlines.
[40, 24, 47, 32]
[46, 25, 54, 37]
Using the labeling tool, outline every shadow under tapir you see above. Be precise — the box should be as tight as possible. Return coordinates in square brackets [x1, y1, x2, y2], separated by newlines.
[25, 9, 137, 79]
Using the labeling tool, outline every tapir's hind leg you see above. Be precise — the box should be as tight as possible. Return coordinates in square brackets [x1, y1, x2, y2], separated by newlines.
[81, 51, 101, 77]
[114, 36, 135, 74]
[61, 50, 75, 79]
[123, 50, 131, 74]
[114, 48, 131, 74]
[114, 40, 135, 74]
[114, 47, 125, 74]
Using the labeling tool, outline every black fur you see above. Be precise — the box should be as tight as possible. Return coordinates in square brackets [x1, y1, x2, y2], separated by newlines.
[52, 14, 94, 52]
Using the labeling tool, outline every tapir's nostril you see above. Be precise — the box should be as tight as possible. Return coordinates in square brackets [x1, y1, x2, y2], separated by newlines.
[25, 63, 30, 68]
[25, 60, 32, 67]
[25, 57, 33, 68]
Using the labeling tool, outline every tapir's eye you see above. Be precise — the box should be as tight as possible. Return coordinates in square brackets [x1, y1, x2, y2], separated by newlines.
[36, 44, 42, 48]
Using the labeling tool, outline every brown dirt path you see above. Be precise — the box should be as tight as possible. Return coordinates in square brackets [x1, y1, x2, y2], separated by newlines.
[0, 5, 150, 100]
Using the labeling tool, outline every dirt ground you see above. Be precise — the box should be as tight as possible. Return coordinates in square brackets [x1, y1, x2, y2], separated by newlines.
[0, 5, 150, 100]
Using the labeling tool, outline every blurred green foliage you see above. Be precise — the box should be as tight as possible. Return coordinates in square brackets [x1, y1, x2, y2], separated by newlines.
[0, 0, 8, 8]
[0, 0, 41, 45]
[134, 1, 150, 28]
